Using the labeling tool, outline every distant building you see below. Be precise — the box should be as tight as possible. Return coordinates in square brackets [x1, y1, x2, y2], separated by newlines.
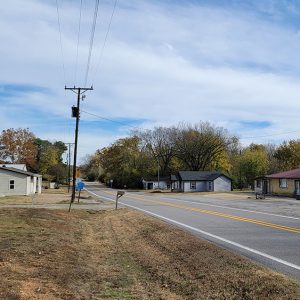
[171, 171, 232, 193]
[142, 177, 170, 190]
[255, 168, 300, 198]
[0, 166, 42, 196]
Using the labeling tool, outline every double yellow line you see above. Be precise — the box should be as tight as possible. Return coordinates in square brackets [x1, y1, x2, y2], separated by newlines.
[102, 190, 300, 235]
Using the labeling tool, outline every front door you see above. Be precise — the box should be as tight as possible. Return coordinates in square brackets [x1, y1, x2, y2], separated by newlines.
[263, 180, 268, 194]
[295, 181, 300, 195]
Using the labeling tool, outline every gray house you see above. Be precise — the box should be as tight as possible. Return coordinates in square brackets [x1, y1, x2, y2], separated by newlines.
[171, 171, 231, 192]
[0, 166, 42, 196]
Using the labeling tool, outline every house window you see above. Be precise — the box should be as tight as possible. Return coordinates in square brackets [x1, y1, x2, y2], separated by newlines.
[208, 181, 213, 191]
[190, 181, 196, 190]
[279, 179, 287, 188]
[9, 180, 15, 190]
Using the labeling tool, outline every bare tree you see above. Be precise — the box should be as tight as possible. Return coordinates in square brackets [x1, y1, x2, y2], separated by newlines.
[173, 122, 233, 171]
[135, 127, 176, 176]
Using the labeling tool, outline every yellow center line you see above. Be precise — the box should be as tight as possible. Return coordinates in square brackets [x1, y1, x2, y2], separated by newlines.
[101, 190, 300, 234]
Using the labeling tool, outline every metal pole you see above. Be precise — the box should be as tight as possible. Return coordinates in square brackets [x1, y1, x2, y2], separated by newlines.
[78, 189, 81, 203]
[239, 150, 242, 190]
[157, 158, 160, 189]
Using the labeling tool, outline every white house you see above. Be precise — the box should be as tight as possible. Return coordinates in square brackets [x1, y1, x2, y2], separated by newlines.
[0, 166, 42, 196]
[171, 171, 232, 193]
[142, 177, 170, 190]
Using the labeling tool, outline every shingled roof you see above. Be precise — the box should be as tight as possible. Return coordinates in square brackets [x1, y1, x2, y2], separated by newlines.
[265, 168, 300, 179]
[171, 171, 231, 181]
[0, 166, 41, 177]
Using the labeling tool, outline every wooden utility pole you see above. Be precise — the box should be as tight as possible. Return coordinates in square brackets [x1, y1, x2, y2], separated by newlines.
[65, 86, 93, 211]
[65, 143, 75, 193]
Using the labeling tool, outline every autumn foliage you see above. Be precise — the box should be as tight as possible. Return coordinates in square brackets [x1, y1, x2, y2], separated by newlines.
[0, 128, 37, 169]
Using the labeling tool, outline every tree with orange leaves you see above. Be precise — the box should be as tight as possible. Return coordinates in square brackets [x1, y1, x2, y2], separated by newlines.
[0, 128, 37, 170]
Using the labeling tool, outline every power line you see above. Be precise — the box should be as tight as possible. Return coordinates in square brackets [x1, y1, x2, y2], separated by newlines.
[55, 0, 66, 84]
[92, 0, 118, 83]
[82, 110, 300, 140]
[81, 110, 144, 131]
[75, 0, 83, 84]
[84, 0, 100, 86]
[240, 129, 300, 140]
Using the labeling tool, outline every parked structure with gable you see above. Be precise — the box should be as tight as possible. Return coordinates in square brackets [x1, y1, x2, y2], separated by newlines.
[171, 171, 231, 192]
[0, 165, 42, 196]
[142, 177, 170, 190]
[255, 168, 300, 198]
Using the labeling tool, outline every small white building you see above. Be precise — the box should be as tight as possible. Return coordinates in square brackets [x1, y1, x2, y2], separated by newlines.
[0, 166, 42, 196]
[171, 171, 232, 193]
[142, 177, 170, 190]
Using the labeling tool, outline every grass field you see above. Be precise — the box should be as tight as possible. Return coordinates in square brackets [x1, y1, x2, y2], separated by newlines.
[0, 207, 299, 300]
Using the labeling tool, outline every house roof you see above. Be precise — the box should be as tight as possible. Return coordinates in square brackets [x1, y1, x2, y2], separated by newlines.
[0, 166, 41, 177]
[171, 171, 231, 181]
[171, 174, 179, 181]
[265, 168, 300, 179]
[1, 164, 27, 171]
[143, 177, 170, 182]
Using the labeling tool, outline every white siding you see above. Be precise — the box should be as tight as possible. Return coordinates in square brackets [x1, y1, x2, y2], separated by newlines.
[0, 169, 28, 196]
[213, 176, 231, 192]
[144, 180, 168, 190]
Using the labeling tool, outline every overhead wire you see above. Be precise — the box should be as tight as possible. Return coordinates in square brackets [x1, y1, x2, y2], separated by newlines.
[82, 110, 300, 141]
[84, 0, 100, 86]
[92, 0, 118, 83]
[55, 0, 66, 84]
[240, 129, 300, 140]
[75, 0, 83, 85]
[81, 110, 145, 131]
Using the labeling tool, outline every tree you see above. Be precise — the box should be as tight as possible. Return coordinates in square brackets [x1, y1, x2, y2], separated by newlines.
[35, 138, 67, 176]
[0, 128, 37, 169]
[274, 140, 300, 171]
[135, 126, 176, 176]
[81, 154, 103, 181]
[238, 144, 269, 188]
[48, 163, 67, 184]
[173, 122, 234, 171]
[97, 136, 155, 188]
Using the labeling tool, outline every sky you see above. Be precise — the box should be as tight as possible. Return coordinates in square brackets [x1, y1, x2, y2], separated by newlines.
[1, 0, 300, 161]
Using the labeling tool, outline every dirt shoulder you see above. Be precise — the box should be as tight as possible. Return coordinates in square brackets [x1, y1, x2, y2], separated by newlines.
[0, 208, 299, 300]
[0, 188, 112, 208]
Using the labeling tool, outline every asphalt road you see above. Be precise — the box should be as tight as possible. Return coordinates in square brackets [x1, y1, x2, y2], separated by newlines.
[85, 184, 300, 280]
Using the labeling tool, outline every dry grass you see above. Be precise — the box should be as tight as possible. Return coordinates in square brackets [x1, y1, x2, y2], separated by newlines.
[0, 188, 98, 205]
[0, 208, 299, 299]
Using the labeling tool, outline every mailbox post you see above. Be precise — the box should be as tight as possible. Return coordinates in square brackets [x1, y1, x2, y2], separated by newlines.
[116, 191, 125, 210]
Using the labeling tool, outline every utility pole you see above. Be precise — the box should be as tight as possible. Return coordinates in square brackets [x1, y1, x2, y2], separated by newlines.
[157, 157, 160, 190]
[65, 143, 75, 193]
[65, 86, 93, 211]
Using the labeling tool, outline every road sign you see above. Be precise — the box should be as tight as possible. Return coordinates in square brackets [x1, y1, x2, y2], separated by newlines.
[76, 181, 85, 191]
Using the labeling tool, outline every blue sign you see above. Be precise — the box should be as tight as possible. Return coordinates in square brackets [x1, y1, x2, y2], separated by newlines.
[76, 181, 85, 191]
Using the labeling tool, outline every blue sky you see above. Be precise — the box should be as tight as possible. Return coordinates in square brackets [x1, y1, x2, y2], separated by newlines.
[1, 0, 300, 160]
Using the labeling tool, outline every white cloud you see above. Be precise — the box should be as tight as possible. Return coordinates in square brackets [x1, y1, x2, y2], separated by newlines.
[1, 0, 300, 159]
